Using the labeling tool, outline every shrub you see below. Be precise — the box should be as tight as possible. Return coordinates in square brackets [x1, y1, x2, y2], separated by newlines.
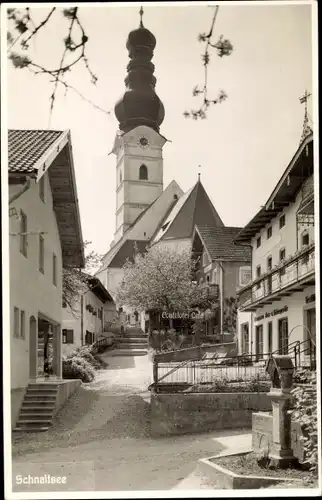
[67, 345, 108, 369]
[62, 355, 95, 383]
[290, 372, 318, 475]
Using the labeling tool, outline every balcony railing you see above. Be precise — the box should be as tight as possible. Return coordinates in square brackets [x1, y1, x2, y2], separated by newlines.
[238, 243, 315, 310]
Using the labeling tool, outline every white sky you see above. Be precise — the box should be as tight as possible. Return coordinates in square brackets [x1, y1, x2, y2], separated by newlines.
[6, 2, 314, 256]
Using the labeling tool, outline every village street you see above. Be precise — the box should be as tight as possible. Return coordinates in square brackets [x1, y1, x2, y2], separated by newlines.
[12, 352, 251, 492]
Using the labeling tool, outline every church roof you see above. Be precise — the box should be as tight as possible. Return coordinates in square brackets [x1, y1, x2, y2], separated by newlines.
[151, 179, 224, 243]
[195, 225, 251, 262]
[108, 240, 148, 268]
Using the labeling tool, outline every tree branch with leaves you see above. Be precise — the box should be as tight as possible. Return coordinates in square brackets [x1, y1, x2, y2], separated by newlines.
[7, 7, 111, 118]
[184, 5, 233, 120]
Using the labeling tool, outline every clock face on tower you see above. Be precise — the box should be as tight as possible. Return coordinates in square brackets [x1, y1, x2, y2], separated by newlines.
[138, 136, 149, 148]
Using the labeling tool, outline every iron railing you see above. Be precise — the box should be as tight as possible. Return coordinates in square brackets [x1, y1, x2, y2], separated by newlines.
[238, 243, 315, 310]
[152, 338, 316, 391]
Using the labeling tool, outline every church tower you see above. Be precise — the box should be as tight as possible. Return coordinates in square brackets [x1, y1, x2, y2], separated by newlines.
[112, 8, 166, 244]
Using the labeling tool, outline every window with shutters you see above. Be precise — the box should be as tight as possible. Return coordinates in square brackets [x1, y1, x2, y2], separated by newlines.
[39, 235, 45, 273]
[20, 310, 25, 338]
[53, 253, 57, 286]
[20, 211, 28, 257]
[278, 318, 288, 354]
[13, 307, 19, 337]
[62, 329, 74, 344]
[239, 266, 251, 286]
[255, 325, 264, 360]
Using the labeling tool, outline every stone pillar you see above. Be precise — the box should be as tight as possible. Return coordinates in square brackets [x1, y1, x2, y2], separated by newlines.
[267, 388, 295, 466]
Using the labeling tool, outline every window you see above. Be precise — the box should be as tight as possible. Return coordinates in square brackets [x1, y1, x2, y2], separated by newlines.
[53, 254, 57, 286]
[241, 323, 249, 354]
[302, 231, 309, 247]
[256, 236, 261, 248]
[62, 329, 74, 344]
[39, 235, 44, 273]
[239, 267, 251, 286]
[268, 322, 273, 354]
[20, 211, 28, 257]
[39, 175, 45, 202]
[139, 164, 148, 180]
[255, 325, 264, 360]
[267, 226, 272, 239]
[13, 307, 19, 337]
[267, 256, 272, 271]
[278, 318, 288, 354]
[279, 248, 286, 262]
[279, 214, 285, 229]
[62, 301, 67, 308]
[256, 265, 261, 278]
[206, 275, 210, 283]
[20, 310, 25, 338]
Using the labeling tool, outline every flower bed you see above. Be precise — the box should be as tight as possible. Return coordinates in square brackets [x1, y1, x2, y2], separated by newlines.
[211, 452, 316, 485]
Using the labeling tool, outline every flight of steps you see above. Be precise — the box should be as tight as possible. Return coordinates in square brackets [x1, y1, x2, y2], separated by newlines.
[111, 327, 149, 356]
[14, 383, 58, 432]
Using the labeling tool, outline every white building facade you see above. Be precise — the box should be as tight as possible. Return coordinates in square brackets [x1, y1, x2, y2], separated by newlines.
[8, 129, 84, 426]
[236, 133, 316, 368]
[62, 276, 116, 355]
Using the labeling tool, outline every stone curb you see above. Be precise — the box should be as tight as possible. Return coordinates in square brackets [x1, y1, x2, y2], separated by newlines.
[197, 449, 304, 490]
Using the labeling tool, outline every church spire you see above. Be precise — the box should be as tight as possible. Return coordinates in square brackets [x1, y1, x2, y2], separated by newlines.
[114, 7, 165, 134]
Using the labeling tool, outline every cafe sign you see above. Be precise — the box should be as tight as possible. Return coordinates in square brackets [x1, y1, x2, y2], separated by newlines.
[255, 305, 288, 322]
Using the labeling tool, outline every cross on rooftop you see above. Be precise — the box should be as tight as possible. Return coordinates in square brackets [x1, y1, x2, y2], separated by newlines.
[139, 6, 144, 27]
[299, 89, 313, 143]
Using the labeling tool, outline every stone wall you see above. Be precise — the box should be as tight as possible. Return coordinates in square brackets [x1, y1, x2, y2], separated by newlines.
[150, 391, 271, 437]
[252, 412, 304, 462]
[53, 380, 81, 416]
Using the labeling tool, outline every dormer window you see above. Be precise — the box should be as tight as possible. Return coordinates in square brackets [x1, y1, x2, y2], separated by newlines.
[139, 164, 148, 180]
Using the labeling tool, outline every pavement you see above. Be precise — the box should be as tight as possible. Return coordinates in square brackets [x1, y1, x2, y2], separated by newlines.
[11, 352, 252, 493]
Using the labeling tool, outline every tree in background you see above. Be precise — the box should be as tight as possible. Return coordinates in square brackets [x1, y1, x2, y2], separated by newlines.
[116, 244, 212, 346]
[62, 240, 102, 315]
[6, 5, 233, 120]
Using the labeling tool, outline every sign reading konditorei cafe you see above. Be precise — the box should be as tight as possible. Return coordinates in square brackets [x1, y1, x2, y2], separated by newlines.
[255, 305, 288, 322]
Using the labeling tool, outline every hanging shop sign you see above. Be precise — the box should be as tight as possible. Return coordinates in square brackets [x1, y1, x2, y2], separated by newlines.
[255, 305, 288, 322]
[305, 293, 315, 304]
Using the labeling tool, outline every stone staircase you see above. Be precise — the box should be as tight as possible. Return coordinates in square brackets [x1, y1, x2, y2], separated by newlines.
[111, 326, 149, 356]
[14, 383, 58, 432]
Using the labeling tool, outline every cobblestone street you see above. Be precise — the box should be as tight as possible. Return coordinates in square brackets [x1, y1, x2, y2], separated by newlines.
[12, 353, 249, 491]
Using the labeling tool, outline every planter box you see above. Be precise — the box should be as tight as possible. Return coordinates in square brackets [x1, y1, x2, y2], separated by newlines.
[198, 451, 304, 489]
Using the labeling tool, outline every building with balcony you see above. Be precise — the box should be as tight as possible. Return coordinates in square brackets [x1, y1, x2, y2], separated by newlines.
[235, 133, 315, 365]
[192, 225, 252, 344]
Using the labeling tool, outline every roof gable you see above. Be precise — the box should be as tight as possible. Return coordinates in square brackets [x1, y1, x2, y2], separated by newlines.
[153, 180, 224, 242]
[8, 129, 84, 267]
[109, 240, 148, 268]
[195, 225, 251, 262]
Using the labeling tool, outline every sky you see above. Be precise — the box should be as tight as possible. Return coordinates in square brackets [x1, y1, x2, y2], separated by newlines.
[5, 1, 314, 256]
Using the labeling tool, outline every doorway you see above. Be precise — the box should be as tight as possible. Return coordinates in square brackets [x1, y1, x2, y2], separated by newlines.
[29, 316, 37, 378]
[255, 325, 263, 360]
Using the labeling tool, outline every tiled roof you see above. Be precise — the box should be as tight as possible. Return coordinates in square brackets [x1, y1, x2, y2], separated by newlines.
[152, 180, 224, 243]
[196, 225, 251, 262]
[109, 240, 148, 268]
[8, 129, 64, 173]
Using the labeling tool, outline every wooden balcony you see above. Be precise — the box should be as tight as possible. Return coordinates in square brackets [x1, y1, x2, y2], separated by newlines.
[238, 243, 315, 311]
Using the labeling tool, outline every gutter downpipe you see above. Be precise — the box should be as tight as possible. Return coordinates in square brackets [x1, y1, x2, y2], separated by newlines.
[219, 261, 224, 344]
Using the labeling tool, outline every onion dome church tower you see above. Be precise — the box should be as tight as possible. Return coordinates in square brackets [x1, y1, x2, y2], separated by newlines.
[111, 7, 167, 244]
